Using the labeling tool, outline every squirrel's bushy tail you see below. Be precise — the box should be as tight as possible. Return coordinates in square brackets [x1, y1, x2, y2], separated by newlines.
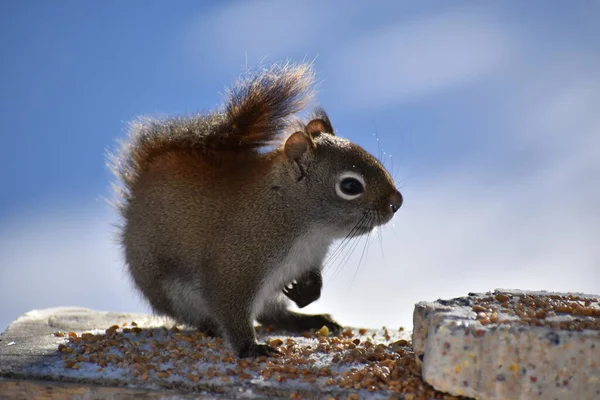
[109, 62, 315, 206]
[219, 62, 314, 149]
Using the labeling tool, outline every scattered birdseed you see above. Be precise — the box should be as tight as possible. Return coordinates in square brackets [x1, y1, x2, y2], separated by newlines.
[468, 290, 600, 330]
[56, 324, 469, 399]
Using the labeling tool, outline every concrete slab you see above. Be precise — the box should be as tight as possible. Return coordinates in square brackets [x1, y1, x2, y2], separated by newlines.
[0, 307, 461, 400]
[413, 289, 600, 400]
[0, 378, 219, 399]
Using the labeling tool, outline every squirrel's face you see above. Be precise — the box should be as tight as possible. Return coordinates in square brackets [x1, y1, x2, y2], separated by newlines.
[283, 116, 402, 238]
[311, 136, 402, 236]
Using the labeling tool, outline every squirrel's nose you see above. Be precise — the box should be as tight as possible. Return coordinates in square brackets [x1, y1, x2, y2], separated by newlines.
[390, 190, 403, 213]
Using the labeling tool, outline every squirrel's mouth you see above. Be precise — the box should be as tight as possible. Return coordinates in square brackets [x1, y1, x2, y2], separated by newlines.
[355, 226, 374, 236]
[349, 214, 377, 236]
[338, 209, 392, 239]
[356, 222, 376, 234]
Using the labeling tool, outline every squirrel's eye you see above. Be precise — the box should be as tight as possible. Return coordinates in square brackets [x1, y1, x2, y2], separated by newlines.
[336, 172, 366, 200]
[340, 178, 363, 195]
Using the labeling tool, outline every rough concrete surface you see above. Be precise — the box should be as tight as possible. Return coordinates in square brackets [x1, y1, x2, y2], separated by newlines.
[413, 289, 600, 400]
[0, 307, 424, 400]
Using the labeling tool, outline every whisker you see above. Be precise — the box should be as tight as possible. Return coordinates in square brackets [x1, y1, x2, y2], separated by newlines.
[324, 213, 367, 268]
[326, 214, 366, 279]
[387, 211, 401, 237]
[395, 175, 410, 188]
[323, 213, 369, 286]
[377, 210, 385, 259]
[372, 119, 382, 162]
[330, 217, 368, 282]
[350, 215, 373, 288]
[327, 232, 364, 281]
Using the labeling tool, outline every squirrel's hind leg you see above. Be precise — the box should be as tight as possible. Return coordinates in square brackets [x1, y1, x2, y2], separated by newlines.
[210, 291, 280, 358]
[162, 278, 220, 337]
[257, 298, 342, 334]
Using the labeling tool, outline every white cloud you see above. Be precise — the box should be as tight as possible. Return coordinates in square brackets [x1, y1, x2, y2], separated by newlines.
[182, 1, 336, 70]
[181, 3, 518, 109]
[511, 67, 600, 178]
[326, 10, 517, 108]
[0, 206, 150, 332]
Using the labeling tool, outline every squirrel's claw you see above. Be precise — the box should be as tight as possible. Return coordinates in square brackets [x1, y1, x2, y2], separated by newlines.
[238, 343, 281, 358]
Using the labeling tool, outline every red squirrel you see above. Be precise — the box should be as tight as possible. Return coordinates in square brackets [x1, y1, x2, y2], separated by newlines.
[110, 63, 403, 358]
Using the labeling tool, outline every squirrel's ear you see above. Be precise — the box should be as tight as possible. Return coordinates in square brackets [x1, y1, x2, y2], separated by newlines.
[284, 131, 313, 162]
[305, 108, 335, 138]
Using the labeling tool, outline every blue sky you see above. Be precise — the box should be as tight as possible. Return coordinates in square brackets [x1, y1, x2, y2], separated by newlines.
[1, 1, 599, 332]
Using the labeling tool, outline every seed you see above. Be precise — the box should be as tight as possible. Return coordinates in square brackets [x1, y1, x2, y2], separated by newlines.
[579, 307, 595, 316]
[489, 312, 499, 323]
[555, 305, 570, 313]
[268, 338, 284, 347]
[350, 372, 363, 382]
[63, 360, 79, 369]
[495, 293, 510, 302]
[318, 326, 330, 337]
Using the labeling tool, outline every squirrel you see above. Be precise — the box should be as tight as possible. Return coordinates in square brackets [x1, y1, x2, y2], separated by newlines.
[110, 63, 403, 358]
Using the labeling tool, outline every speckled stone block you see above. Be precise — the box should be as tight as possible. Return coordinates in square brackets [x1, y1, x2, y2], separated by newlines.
[412, 289, 600, 400]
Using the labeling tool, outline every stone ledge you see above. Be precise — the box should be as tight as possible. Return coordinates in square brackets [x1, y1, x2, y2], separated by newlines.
[413, 289, 600, 400]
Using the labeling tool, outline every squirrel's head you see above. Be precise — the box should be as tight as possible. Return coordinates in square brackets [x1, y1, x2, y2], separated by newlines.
[281, 110, 403, 238]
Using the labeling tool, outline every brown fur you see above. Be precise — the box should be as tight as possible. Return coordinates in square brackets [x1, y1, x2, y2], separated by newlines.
[110, 62, 314, 211]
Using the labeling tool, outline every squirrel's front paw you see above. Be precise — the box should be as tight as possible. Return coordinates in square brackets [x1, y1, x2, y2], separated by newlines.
[282, 269, 322, 308]
[237, 343, 280, 358]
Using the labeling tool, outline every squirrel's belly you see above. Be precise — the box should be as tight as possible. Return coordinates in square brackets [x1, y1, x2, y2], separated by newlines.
[251, 229, 332, 318]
